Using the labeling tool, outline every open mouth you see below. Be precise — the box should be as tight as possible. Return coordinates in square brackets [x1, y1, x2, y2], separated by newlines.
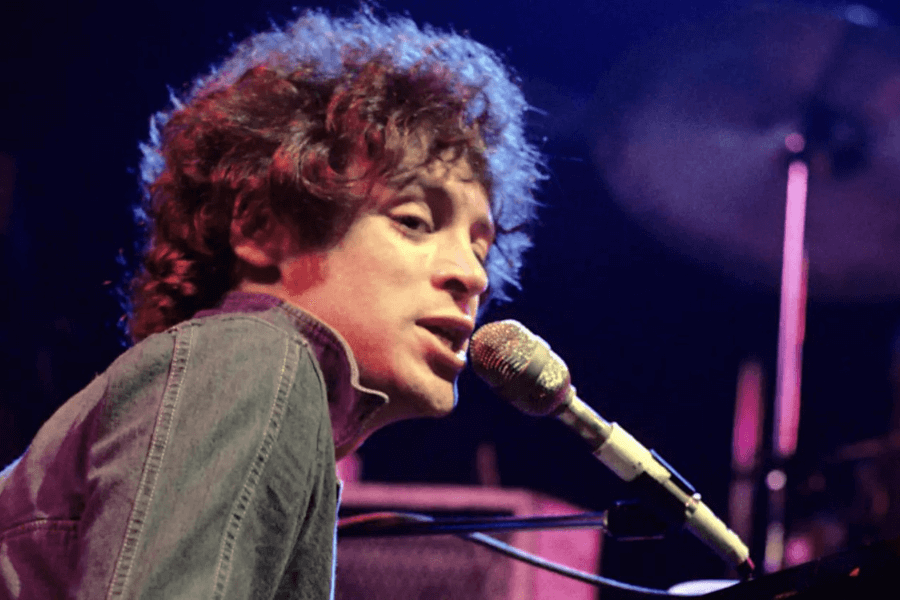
[419, 320, 473, 355]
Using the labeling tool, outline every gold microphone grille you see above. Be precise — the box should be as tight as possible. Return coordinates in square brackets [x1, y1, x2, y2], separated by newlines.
[470, 320, 574, 416]
[469, 320, 539, 389]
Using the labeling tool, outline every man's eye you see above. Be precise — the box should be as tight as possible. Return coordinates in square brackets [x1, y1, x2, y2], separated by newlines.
[474, 249, 488, 267]
[474, 243, 491, 267]
[395, 215, 432, 232]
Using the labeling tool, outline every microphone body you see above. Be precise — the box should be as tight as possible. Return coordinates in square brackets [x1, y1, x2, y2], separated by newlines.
[470, 320, 754, 578]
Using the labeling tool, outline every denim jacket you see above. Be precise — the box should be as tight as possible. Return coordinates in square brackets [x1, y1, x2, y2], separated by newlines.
[0, 292, 387, 599]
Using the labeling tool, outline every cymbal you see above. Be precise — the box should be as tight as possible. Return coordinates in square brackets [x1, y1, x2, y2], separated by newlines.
[593, 4, 900, 300]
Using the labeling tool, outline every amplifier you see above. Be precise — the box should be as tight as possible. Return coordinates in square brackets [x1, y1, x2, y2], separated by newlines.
[336, 483, 601, 600]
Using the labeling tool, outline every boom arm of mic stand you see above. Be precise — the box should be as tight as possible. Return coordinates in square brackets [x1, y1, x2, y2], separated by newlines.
[338, 502, 669, 540]
[338, 511, 610, 537]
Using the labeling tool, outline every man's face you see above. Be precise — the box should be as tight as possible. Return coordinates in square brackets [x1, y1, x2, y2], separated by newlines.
[281, 156, 494, 421]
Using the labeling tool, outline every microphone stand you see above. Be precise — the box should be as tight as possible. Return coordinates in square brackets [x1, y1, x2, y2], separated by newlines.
[338, 501, 667, 540]
[340, 511, 610, 537]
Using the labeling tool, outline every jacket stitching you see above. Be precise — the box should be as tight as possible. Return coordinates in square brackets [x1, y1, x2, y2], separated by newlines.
[105, 325, 194, 599]
[210, 335, 300, 599]
[0, 519, 78, 542]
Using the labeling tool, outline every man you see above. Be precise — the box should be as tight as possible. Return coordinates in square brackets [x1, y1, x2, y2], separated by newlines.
[0, 7, 541, 598]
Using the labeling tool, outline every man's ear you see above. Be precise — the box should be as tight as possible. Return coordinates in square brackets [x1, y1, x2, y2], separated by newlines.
[230, 206, 297, 268]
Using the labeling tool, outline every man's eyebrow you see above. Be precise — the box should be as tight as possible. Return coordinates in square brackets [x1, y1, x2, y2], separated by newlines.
[421, 183, 495, 242]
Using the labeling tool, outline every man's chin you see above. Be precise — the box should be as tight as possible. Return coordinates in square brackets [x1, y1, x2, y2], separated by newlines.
[412, 389, 457, 418]
[364, 370, 458, 421]
[403, 379, 458, 419]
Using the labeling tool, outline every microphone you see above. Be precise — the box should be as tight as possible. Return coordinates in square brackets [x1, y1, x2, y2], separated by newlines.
[469, 319, 754, 578]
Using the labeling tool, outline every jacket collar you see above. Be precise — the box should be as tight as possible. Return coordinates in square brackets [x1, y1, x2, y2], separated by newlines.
[195, 291, 388, 449]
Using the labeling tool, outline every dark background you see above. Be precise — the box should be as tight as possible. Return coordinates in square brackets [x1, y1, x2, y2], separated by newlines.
[4, 0, 900, 595]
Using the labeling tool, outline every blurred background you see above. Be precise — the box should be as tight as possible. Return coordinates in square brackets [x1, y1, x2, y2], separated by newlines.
[4, 0, 900, 595]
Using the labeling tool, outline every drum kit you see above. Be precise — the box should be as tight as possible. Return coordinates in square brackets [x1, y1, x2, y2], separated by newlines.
[592, 0, 900, 584]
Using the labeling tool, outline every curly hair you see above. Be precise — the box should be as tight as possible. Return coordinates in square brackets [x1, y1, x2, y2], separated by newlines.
[127, 7, 543, 342]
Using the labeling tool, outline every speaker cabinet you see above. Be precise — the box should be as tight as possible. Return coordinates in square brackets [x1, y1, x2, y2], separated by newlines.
[336, 483, 601, 600]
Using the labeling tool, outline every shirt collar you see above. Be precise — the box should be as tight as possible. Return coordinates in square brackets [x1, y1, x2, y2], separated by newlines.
[196, 291, 389, 449]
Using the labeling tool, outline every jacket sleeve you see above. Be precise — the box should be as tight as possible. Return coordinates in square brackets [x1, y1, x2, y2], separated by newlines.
[75, 316, 336, 599]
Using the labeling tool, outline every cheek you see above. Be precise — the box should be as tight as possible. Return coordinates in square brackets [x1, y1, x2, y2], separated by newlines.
[351, 240, 423, 291]
[325, 220, 430, 326]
